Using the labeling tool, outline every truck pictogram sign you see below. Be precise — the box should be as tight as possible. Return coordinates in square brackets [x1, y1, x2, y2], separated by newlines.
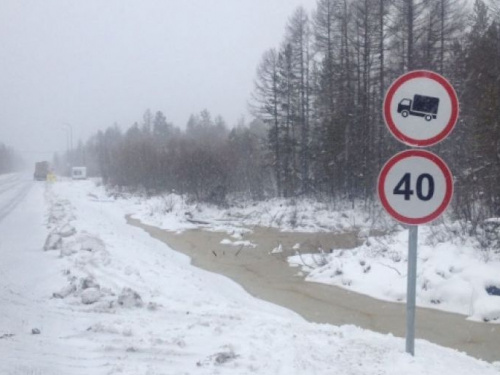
[383, 70, 459, 147]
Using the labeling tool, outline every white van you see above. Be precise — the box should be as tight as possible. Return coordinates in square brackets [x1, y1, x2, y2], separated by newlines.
[71, 167, 87, 180]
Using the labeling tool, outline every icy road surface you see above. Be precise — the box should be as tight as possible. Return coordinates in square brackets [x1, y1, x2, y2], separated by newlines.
[0, 176, 498, 374]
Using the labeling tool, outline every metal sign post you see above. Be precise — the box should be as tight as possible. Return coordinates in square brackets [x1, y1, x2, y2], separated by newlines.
[406, 225, 418, 355]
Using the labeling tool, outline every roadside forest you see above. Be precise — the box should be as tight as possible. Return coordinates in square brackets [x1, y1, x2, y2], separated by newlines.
[59, 0, 500, 230]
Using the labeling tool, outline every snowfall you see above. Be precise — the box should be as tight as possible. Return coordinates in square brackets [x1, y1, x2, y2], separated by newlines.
[0, 173, 499, 374]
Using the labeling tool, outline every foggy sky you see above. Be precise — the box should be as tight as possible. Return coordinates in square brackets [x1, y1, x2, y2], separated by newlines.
[0, 0, 316, 162]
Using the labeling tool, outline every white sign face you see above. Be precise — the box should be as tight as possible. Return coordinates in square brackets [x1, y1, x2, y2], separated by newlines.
[378, 150, 453, 225]
[383, 70, 459, 147]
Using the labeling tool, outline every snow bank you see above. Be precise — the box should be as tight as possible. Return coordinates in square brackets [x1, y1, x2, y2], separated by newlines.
[128, 192, 395, 234]
[289, 225, 500, 323]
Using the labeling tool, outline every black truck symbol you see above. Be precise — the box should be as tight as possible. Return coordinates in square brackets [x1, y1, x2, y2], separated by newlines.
[397, 94, 439, 121]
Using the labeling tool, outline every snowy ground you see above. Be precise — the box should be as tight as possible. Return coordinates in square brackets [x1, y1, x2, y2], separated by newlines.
[288, 226, 500, 324]
[0, 177, 499, 374]
[125, 190, 500, 324]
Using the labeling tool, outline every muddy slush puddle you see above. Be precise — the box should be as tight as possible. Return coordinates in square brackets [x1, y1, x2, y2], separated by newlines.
[127, 216, 499, 362]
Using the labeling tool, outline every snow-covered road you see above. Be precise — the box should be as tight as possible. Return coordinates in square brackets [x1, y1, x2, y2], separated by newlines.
[0, 176, 498, 374]
[0, 173, 34, 223]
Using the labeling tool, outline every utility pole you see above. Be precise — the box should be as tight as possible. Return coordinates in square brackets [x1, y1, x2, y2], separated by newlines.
[64, 123, 73, 153]
[63, 123, 74, 174]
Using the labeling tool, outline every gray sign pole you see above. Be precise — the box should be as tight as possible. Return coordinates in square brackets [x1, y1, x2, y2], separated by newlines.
[406, 225, 418, 355]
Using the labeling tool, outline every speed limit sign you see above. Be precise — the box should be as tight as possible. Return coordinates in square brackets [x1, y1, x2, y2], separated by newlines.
[378, 149, 453, 225]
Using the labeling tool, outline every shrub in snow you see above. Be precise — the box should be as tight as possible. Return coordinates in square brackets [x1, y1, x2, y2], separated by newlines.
[289, 207, 298, 228]
[117, 287, 143, 308]
[477, 219, 500, 255]
[81, 288, 101, 305]
[43, 233, 62, 251]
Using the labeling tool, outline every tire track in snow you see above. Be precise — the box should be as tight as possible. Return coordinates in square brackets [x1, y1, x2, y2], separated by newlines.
[0, 174, 22, 195]
[0, 178, 33, 223]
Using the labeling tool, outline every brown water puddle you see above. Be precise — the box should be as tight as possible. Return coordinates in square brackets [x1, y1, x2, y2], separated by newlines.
[127, 216, 499, 362]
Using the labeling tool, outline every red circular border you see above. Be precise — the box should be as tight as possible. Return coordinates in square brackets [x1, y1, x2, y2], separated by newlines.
[383, 70, 459, 147]
[377, 149, 453, 225]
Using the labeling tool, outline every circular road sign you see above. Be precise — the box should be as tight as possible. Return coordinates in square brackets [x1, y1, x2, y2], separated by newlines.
[383, 70, 459, 147]
[378, 149, 453, 225]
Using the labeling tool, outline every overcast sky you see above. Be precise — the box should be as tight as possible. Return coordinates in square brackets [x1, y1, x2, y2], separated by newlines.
[0, 0, 316, 161]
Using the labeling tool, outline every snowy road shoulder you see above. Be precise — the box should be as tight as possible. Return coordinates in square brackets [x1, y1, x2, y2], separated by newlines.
[1, 178, 499, 374]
